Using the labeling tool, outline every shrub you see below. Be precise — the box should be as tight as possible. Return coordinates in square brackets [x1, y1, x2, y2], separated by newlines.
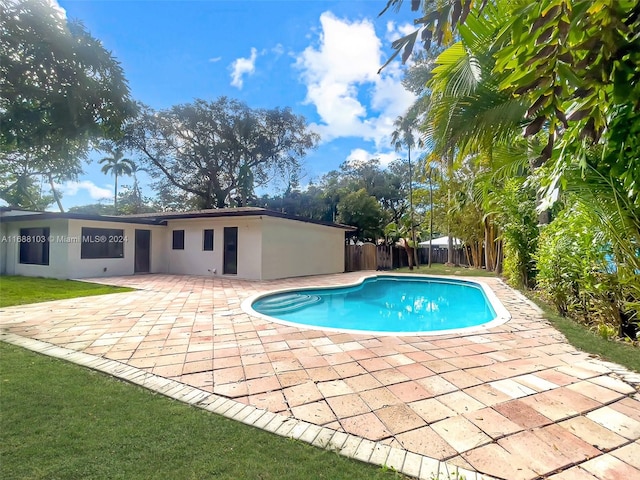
[495, 179, 539, 288]
[536, 203, 636, 339]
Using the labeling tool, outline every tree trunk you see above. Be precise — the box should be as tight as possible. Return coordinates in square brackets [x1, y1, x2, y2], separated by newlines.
[446, 154, 454, 265]
[114, 173, 118, 213]
[428, 168, 433, 268]
[495, 239, 503, 274]
[484, 218, 494, 271]
[408, 146, 419, 269]
[447, 234, 454, 265]
[403, 240, 414, 270]
[48, 173, 64, 212]
[537, 190, 551, 225]
[464, 245, 472, 267]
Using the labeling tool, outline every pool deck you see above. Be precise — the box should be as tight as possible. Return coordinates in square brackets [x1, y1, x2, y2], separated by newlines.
[1, 272, 639, 480]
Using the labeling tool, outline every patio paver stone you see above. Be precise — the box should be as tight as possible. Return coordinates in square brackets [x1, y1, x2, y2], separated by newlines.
[2, 272, 639, 480]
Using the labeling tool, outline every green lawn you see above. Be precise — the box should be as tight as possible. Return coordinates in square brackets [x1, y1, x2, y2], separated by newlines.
[0, 343, 405, 480]
[527, 294, 640, 373]
[0, 275, 133, 307]
[392, 264, 496, 277]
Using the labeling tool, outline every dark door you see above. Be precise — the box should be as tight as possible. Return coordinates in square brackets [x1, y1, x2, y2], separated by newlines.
[223, 227, 238, 275]
[134, 229, 151, 273]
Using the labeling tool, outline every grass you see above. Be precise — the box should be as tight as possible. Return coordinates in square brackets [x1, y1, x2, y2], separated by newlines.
[0, 275, 133, 307]
[392, 263, 496, 277]
[526, 293, 640, 373]
[0, 342, 406, 480]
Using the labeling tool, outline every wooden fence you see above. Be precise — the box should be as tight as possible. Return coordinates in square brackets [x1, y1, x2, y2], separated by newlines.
[345, 244, 471, 272]
[344, 243, 377, 271]
[418, 247, 470, 266]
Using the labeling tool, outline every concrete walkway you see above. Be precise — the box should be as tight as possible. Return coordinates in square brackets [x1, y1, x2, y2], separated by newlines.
[1, 272, 639, 480]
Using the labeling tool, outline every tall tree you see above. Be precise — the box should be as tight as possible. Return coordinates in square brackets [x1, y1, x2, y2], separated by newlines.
[0, 0, 136, 211]
[391, 114, 424, 268]
[127, 98, 319, 209]
[337, 189, 384, 242]
[327, 158, 410, 225]
[98, 147, 135, 213]
[122, 163, 148, 214]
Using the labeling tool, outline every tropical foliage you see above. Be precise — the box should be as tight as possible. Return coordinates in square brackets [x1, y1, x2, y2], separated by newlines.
[391, 114, 424, 267]
[337, 188, 385, 241]
[98, 146, 135, 212]
[0, 0, 136, 211]
[381, 0, 640, 338]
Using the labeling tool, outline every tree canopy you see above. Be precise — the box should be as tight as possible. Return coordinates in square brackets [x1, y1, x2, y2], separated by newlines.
[126, 98, 319, 209]
[0, 0, 136, 210]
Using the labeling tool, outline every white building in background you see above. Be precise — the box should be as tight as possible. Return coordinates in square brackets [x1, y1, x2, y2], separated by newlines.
[418, 236, 463, 248]
[0, 207, 355, 280]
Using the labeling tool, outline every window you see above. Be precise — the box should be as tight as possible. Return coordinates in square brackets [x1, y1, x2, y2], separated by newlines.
[203, 229, 214, 251]
[81, 227, 124, 259]
[172, 230, 185, 250]
[19, 227, 50, 265]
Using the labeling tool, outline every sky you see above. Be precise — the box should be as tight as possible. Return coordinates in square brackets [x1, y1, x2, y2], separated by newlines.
[51, 0, 419, 209]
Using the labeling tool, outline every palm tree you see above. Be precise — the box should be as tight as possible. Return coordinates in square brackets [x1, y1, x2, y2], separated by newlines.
[391, 113, 424, 269]
[99, 147, 135, 213]
[407, 2, 529, 268]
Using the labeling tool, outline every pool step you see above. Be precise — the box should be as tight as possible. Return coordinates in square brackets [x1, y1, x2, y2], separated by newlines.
[256, 294, 321, 314]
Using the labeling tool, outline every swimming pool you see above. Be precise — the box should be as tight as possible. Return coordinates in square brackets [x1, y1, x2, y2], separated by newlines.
[243, 274, 510, 336]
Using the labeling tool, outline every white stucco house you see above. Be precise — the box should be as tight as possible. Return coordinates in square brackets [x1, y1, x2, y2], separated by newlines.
[0, 207, 355, 280]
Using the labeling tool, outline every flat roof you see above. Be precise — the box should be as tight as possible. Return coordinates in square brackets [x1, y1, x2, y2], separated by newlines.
[0, 207, 356, 231]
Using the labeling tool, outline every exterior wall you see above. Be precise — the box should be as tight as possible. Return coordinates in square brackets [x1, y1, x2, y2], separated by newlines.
[0, 209, 43, 274]
[1, 219, 70, 278]
[260, 217, 345, 280]
[165, 217, 262, 280]
[66, 220, 166, 278]
[149, 227, 168, 274]
[0, 220, 6, 275]
[0, 212, 348, 280]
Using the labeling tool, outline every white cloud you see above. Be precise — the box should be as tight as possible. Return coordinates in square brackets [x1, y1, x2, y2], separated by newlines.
[296, 12, 416, 147]
[48, 0, 67, 19]
[209, 56, 222, 63]
[272, 43, 285, 57]
[385, 20, 416, 42]
[58, 181, 112, 201]
[230, 47, 258, 89]
[346, 148, 401, 168]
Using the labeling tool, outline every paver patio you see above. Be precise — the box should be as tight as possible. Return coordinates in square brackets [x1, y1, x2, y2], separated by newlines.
[1, 272, 639, 480]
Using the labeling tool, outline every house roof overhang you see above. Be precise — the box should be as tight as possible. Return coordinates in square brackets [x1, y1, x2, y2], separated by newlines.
[0, 207, 357, 231]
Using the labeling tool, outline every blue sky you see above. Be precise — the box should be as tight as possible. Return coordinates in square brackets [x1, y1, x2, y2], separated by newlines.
[53, 0, 418, 209]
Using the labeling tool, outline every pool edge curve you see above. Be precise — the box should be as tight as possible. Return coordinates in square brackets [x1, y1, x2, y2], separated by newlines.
[240, 273, 511, 337]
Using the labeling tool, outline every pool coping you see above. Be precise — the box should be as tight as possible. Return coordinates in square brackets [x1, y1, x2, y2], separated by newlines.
[241, 272, 511, 337]
[0, 331, 496, 480]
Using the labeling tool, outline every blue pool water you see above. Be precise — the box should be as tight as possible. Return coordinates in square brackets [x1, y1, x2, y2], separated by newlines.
[250, 276, 501, 334]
